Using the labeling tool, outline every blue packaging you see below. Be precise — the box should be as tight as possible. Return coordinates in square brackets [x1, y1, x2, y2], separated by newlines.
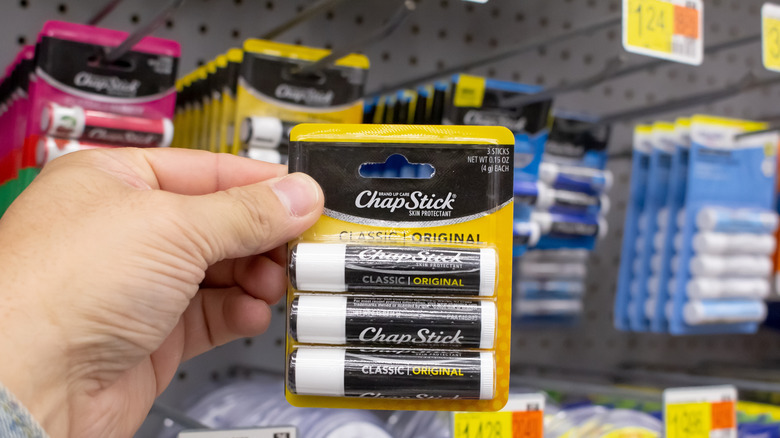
[631, 122, 676, 331]
[651, 118, 691, 332]
[614, 126, 653, 331]
[669, 116, 774, 335]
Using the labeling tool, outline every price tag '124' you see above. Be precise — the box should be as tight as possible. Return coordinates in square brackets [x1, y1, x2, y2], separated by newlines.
[623, 0, 704, 65]
[763, 3, 780, 72]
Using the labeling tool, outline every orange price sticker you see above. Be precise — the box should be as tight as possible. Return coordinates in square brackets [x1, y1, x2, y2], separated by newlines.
[512, 410, 543, 438]
[710, 401, 736, 430]
[673, 5, 699, 38]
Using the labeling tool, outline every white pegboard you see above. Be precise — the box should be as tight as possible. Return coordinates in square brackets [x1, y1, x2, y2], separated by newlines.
[2, 0, 780, 436]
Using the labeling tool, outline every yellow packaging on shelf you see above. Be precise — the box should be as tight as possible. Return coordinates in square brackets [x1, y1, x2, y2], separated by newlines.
[232, 39, 369, 162]
[285, 124, 514, 412]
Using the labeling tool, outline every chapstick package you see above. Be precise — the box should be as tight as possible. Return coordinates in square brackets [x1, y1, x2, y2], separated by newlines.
[285, 124, 514, 412]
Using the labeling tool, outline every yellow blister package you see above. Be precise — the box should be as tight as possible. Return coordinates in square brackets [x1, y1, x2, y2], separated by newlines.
[285, 124, 514, 412]
[232, 39, 369, 163]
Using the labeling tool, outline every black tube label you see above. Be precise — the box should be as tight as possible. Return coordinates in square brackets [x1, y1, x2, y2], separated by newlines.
[553, 190, 599, 208]
[343, 298, 485, 347]
[549, 220, 599, 237]
[82, 126, 164, 147]
[342, 349, 485, 399]
[343, 246, 484, 295]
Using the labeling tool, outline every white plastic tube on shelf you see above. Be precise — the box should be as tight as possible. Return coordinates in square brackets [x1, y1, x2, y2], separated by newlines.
[689, 255, 772, 277]
[683, 300, 767, 325]
[686, 278, 770, 299]
[692, 232, 776, 255]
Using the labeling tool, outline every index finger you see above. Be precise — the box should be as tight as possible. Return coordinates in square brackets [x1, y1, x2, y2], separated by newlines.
[130, 148, 287, 195]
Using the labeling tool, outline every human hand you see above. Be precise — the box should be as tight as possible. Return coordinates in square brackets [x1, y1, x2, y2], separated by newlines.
[0, 148, 323, 437]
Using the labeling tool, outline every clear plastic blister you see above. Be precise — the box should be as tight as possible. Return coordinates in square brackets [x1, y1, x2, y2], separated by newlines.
[285, 124, 515, 411]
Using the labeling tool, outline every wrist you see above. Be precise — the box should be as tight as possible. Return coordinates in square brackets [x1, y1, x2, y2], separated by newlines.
[0, 310, 72, 436]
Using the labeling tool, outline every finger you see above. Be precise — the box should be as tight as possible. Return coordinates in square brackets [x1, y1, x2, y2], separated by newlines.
[202, 253, 287, 304]
[178, 172, 323, 264]
[53, 147, 288, 195]
[181, 287, 272, 361]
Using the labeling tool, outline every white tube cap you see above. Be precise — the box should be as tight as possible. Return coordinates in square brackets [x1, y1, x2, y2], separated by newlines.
[241, 116, 283, 149]
[289, 348, 345, 396]
[160, 118, 174, 148]
[40, 102, 85, 137]
[479, 248, 498, 296]
[480, 301, 497, 349]
[247, 147, 283, 163]
[480, 352, 495, 400]
[292, 295, 348, 344]
[291, 243, 347, 292]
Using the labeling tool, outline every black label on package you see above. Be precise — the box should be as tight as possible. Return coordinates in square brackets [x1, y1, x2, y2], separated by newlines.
[554, 190, 600, 208]
[240, 53, 366, 108]
[82, 126, 163, 146]
[343, 298, 483, 347]
[36, 36, 177, 98]
[549, 220, 599, 237]
[289, 143, 513, 225]
[343, 350, 483, 399]
[343, 246, 482, 294]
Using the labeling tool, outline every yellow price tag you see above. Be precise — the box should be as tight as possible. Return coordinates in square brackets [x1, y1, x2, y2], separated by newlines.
[626, 0, 675, 54]
[453, 74, 486, 108]
[763, 3, 780, 72]
[453, 412, 513, 438]
[665, 402, 711, 438]
[622, 0, 702, 64]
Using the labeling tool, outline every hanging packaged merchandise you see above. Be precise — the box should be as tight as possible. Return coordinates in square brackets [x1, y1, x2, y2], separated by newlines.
[0, 46, 34, 214]
[668, 120, 777, 335]
[649, 118, 691, 332]
[231, 39, 369, 162]
[614, 125, 654, 331]
[221, 49, 242, 154]
[286, 124, 514, 411]
[19, 21, 179, 184]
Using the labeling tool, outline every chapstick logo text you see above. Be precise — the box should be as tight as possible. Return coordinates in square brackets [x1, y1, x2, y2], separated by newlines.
[358, 327, 465, 345]
[86, 129, 157, 145]
[274, 84, 334, 105]
[355, 190, 456, 212]
[357, 248, 463, 264]
[74, 72, 141, 96]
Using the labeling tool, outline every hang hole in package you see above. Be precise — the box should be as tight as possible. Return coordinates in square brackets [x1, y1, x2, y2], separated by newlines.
[285, 124, 514, 412]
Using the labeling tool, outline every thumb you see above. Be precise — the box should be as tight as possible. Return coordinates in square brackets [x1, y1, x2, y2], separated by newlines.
[178, 172, 324, 264]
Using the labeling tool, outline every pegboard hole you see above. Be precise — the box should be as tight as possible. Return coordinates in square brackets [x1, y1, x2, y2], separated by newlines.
[130, 14, 140, 24]
[199, 24, 208, 35]
[512, 71, 522, 81]
[537, 46, 547, 56]
[440, 0, 448, 8]
[58, 3, 67, 14]
[464, 33, 473, 44]
[491, 8, 500, 18]
[381, 52, 391, 62]
[515, 12, 525, 22]
[178, 371, 187, 380]
[196, 59, 205, 67]
[487, 68, 496, 78]
[436, 60, 445, 70]
[560, 49, 570, 61]
[275, 338, 283, 347]
[234, 0, 242, 4]
[265, 1, 274, 10]
[411, 24, 420, 35]
[19, 0, 28, 8]
[165, 19, 174, 29]
[539, 17, 549, 28]
[583, 54, 593, 65]
[465, 3, 474, 13]
[438, 29, 447, 39]
[231, 29, 241, 39]
[409, 56, 418, 66]
[325, 10, 334, 21]
[17, 36, 26, 46]
[355, 15, 364, 25]
[244, 338, 253, 346]
[488, 38, 498, 48]
[294, 38, 303, 46]
[535, 75, 545, 85]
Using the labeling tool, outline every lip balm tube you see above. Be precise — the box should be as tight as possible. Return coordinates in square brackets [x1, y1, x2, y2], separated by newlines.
[690, 255, 773, 277]
[41, 102, 173, 147]
[538, 162, 612, 194]
[653, 231, 666, 252]
[648, 275, 660, 295]
[666, 301, 674, 320]
[515, 299, 583, 316]
[288, 347, 495, 400]
[36, 136, 113, 166]
[686, 278, 770, 299]
[517, 280, 585, 295]
[289, 244, 497, 296]
[696, 207, 779, 234]
[650, 254, 663, 273]
[683, 300, 767, 325]
[531, 211, 607, 238]
[290, 295, 497, 349]
[645, 298, 656, 319]
[657, 208, 669, 228]
[692, 232, 776, 255]
[239, 116, 296, 149]
[634, 238, 644, 256]
[523, 249, 589, 262]
[514, 221, 541, 247]
[519, 261, 587, 279]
